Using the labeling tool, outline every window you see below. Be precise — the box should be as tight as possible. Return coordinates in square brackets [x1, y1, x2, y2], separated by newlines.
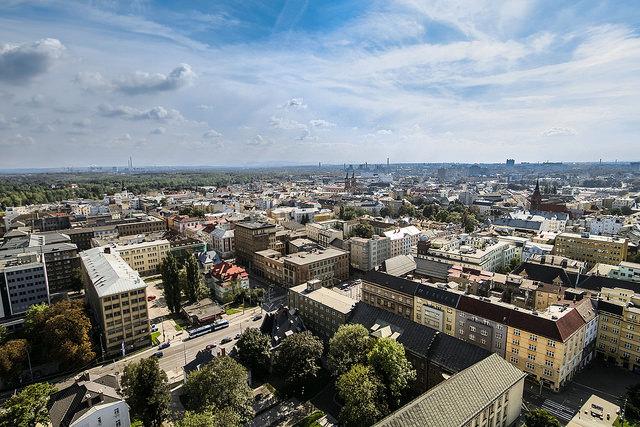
[114, 408, 120, 416]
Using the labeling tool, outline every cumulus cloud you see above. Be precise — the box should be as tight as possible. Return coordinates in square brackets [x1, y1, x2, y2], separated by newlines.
[309, 119, 336, 128]
[150, 127, 166, 135]
[113, 64, 196, 95]
[203, 129, 222, 138]
[0, 38, 65, 84]
[74, 71, 110, 91]
[246, 134, 271, 146]
[281, 97, 307, 109]
[270, 116, 307, 130]
[541, 127, 577, 137]
[98, 104, 185, 121]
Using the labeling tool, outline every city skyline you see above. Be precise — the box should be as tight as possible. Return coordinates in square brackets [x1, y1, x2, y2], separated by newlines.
[1, 1, 640, 168]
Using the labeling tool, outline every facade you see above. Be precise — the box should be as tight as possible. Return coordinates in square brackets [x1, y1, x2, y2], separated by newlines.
[567, 394, 620, 427]
[374, 354, 525, 427]
[554, 233, 628, 266]
[112, 239, 170, 276]
[588, 216, 624, 236]
[0, 252, 49, 318]
[211, 225, 234, 258]
[283, 247, 349, 288]
[361, 271, 418, 320]
[608, 262, 640, 282]
[80, 247, 150, 356]
[288, 279, 357, 340]
[207, 261, 249, 302]
[349, 235, 390, 271]
[413, 283, 459, 336]
[254, 249, 285, 284]
[383, 226, 422, 258]
[114, 216, 166, 236]
[233, 221, 277, 268]
[597, 288, 640, 372]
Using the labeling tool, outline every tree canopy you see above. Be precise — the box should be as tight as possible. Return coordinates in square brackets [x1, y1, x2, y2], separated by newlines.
[328, 324, 372, 377]
[236, 328, 271, 376]
[121, 357, 171, 427]
[336, 364, 386, 427]
[0, 339, 29, 385]
[161, 253, 183, 314]
[274, 331, 324, 395]
[351, 223, 374, 239]
[523, 409, 561, 427]
[0, 382, 56, 427]
[177, 409, 241, 427]
[182, 355, 254, 423]
[367, 337, 416, 408]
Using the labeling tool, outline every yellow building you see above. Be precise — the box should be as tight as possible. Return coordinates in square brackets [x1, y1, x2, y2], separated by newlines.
[413, 283, 458, 336]
[554, 233, 628, 266]
[113, 239, 170, 276]
[597, 288, 640, 372]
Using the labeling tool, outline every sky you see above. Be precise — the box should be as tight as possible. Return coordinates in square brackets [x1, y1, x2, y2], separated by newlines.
[0, 0, 639, 168]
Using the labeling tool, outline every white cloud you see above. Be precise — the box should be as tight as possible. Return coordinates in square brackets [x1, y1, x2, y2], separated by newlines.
[0, 38, 65, 83]
[1, 133, 35, 145]
[98, 104, 185, 122]
[281, 98, 307, 109]
[150, 127, 166, 135]
[309, 119, 336, 128]
[246, 134, 271, 146]
[113, 64, 196, 95]
[541, 127, 577, 137]
[270, 116, 307, 130]
[203, 129, 222, 138]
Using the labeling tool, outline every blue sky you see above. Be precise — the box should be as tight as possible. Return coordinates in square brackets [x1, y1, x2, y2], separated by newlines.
[0, 0, 639, 167]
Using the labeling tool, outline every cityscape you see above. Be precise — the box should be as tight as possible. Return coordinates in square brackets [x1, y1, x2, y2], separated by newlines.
[1, 2, 640, 427]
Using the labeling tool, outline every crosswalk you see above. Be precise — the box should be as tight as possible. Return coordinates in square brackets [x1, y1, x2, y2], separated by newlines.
[541, 399, 577, 421]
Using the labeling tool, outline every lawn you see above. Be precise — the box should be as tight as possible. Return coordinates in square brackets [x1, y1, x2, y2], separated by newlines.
[293, 410, 325, 427]
[150, 331, 161, 345]
[225, 307, 242, 315]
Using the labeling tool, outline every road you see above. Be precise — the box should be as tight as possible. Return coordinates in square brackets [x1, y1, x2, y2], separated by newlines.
[56, 308, 262, 389]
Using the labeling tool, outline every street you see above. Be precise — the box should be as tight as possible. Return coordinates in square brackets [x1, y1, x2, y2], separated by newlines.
[56, 308, 262, 389]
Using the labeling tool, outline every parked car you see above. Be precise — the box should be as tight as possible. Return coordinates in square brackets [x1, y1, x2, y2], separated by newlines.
[205, 343, 217, 350]
[153, 351, 164, 358]
[252, 314, 263, 321]
[158, 342, 170, 350]
[220, 337, 232, 344]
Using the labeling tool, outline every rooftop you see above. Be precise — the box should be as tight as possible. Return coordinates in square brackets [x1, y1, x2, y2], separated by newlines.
[80, 247, 146, 297]
[290, 283, 357, 314]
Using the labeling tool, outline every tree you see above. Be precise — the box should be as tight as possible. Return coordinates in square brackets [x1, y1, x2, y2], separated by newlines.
[422, 203, 439, 219]
[435, 209, 450, 222]
[625, 383, 640, 424]
[367, 337, 416, 408]
[42, 300, 95, 367]
[351, 223, 374, 239]
[523, 409, 561, 427]
[68, 267, 84, 292]
[161, 253, 183, 314]
[0, 339, 29, 385]
[184, 254, 202, 303]
[121, 357, 171, 427]
[182, 356, 254, 423]
[621, 206, 633, 216]
[177, 409, 241, 427]
[274, 331, 324, 394]
[337, 364, 386, 427]
[237, 328, 271, 375]
[0, 382, 56, 427]
[328, 324, 372, 376]
[379, 207, 391, 218]
[23, 303, 49, 347]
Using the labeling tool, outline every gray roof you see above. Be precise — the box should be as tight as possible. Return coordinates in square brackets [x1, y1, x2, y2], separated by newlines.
[375, 354, 525, 427]
[80, 247, 146, 297]
[383, 255, 416, 277]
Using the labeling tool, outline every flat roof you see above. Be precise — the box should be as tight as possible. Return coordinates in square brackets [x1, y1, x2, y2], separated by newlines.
[283, 247, 348, 265]
[80, 247, 146, 297]
[290, 284, 357, 314]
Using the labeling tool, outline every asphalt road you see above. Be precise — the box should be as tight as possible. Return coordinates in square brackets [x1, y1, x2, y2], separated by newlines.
[56, 308, 262, 388]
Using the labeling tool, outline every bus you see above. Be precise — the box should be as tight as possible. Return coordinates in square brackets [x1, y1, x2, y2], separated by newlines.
[186, 319, 230, 340]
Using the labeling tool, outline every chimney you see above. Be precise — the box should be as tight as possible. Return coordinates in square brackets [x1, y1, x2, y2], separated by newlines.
[104, 247, 111, 254]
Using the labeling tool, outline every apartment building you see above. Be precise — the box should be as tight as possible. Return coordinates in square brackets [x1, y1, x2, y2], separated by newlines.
[211, 225, 234, 258]
[554, 232, 628, 266]
[374, 354, 526, 427]
[283, 247, 349, 288]
[111, 239, 170, 276]
[233, 221, 277, 268]
[383, 225, 422, 258]
[413, 283, 459, 336]
[349, 235, 390, 271]
[0, 252, 49, 319]
[305, 221, 343, 247]
[361, 270, 418, 320]
[254, 249, 285, 284]
[114, 216, 167, 236]
[597, 287, 640, 372]
[288, 279, 357, 340]
[588, 215, 624, 236]
[80, 247, 150, 356]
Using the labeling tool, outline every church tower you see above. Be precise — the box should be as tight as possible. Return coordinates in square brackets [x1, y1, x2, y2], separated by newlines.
[530, 179, 543, 211]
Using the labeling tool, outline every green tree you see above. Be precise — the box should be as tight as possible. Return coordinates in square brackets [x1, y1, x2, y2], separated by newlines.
[422, 203, 439, 219]
[184, 254, 202, 303]
[121, 357, 171, 427]
[328, 324, 372, 376]
[0, 382, 56, 427]
[351, 223, 374, 239]
[177, 409, 241, 427]
[523, 409, 561, 427]
[625, 383, 640, 424]
[379, 207, 391, 217]
[182, 356, 254, 423]
[161, 253, 183, 313]
[337, 364, 386, 427]
[237, 328, 271, 376]
[274, 331, 324, 395]
[368, 337, 416, 408]
[23, 303, 49, 348]
[435, 210, 450, 222]
[42, 300, 95, 368]
[0, 339, 29, 385]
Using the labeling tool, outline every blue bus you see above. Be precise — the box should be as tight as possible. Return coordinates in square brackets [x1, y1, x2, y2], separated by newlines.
[186, 319, 230, 340]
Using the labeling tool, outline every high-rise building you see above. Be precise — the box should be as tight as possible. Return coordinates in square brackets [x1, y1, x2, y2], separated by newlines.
[0, 252, 49, 319]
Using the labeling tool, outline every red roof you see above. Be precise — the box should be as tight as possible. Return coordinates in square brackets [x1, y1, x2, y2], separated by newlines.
[210, 262, 248, 281]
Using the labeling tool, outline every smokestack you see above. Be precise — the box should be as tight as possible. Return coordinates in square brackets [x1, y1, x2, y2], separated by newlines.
[387, 157, 389, 166]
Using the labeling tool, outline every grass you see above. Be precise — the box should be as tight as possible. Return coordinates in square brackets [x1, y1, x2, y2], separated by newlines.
[150, 331, 161, 345]
[613, 418, 634, 427]
[173, 322, 184, 331]
[293, 410, 325, 427]
[225, 307, 242, 315]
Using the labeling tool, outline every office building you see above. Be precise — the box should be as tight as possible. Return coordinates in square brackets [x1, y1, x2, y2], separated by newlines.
[0, 252, 49, 319]
[233, 221, 277, 268]
[554, 233, 628, 266]
[349, 235, 390, 271]
[80, 247, 150, 356]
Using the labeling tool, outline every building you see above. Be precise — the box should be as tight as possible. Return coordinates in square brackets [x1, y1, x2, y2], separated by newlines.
[114, 216, 166, 236]
[253, 249, 285, 284]
[567, 394, 620, 427]
[80, 247, 150, 356]
[207, 261, 249, 302]
[111, 239, 170, 276]
[597, 288, 640, 372]
[413, 282, 459, 336]
[554, 232, 628, 266]
[211, 225, 234, 258]
[283, 247, 349, 288]
[361, 271, 419, 320]
[233, 221, 277, 268]
[349, 235, 390, 271]
[608, 261, 640, 282]
[374, 354, 525, 427]
[288, 279, 357, 340]
[0, 252, 49, 319]
[48, 372, 131, 427]
[588, 216, 625, 236]
[383, 226, 422, 258]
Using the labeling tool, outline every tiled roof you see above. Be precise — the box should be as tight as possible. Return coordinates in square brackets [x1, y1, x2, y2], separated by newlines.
[415, 283, 460, 309]
[363, 271, 419, 297]
[374, 354, 526, 427]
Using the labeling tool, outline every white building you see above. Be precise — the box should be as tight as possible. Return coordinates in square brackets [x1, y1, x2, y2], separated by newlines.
[349, 235, 390, 271]
[587, 215, 624, 236]
[212, 225, 235, 258]
[383, 225, 422, 258]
